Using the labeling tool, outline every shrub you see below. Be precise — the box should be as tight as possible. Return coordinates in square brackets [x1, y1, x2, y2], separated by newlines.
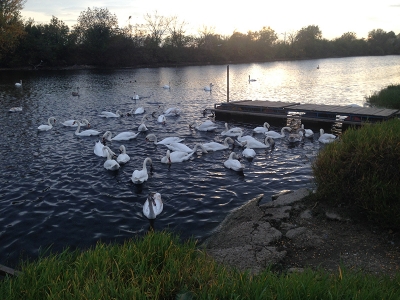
[366, 84, 400, 109]
[312, 118, 400, 228]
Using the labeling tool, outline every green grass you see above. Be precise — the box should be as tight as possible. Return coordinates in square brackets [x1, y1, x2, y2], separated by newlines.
[365, 84, 400, 109]
[1, 231, 400, 299]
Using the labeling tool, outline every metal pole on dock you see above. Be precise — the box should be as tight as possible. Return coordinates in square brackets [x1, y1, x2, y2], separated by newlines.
[227, 65, 229, 102]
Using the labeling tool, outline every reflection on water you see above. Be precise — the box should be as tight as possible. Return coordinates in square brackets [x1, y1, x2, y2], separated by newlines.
[1, 56, 399, 266]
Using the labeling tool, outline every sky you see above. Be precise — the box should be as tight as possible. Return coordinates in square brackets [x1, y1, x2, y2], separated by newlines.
[21, 0, 400, 40]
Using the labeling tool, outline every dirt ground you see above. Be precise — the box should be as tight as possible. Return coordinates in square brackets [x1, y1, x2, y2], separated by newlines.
[273, 197, 400, 277]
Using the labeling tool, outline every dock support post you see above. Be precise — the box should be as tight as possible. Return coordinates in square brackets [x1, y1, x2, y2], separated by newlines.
[227, 65, 229, 102]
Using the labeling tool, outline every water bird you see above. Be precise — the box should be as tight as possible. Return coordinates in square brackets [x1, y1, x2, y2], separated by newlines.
[163, 107, 181, 116]
[94, 142, 115, 157]
[264, 126, 291, 139]
[145, 134, 183, 145]
[132, 157, 153, 184]
[15, 80, 22, 87]
[224, 152, 245, 172]
[62, 119, 89, 127]
[204, 83, 213, 91]
[318, 129, 337, 144]
[161, 145, 207, 164]
[38, 117, 56, 131]
[137, 115, 148, 132]
[103, 130, 139, 141]
[202, 137, 235, 151]
[166, 142, 208, 154]
[190, 120, 218, 131]
[127, 107, 145, 115]
[157, 114, 166, 124]
[248, 75, 257, 82]
[98, 110, 122, 118]
[143, 192, 163, 219]
[72, 87, 80, 96]
[117, 145, 130, 164]
[221, 123, 243, 137]
[73, 120, 101, 136]
[253, 122, 270, 134]
[9, 106, 22, 112]
[239, 136, 275, 149]
[301, 124, 314, 138]
[103, 147, 120, 171]
[132, 92, 140, 100]
[288, 128, 306, 143]
[163, 82, 171, 89]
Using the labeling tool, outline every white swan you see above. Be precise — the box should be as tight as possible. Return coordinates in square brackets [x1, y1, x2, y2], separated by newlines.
[202, 137, 234, 151]
[72, 87, 79, 96]
[204, 83, 213, 91]
[238, 135, 275, 149]
[264, 126, 291, 139]
[157, 114, 166, 124]
[301, 124, 314, 138]
[132, 92, 139, 100]
[138, 114, 148, 132]
[242, 147, 256, 159]
[38, 117, 56, 131]
[161, 144, 207, 164]
[62, 119, 89, 127]
[132, 157, 152, 184]
[143, 192, 163, 219]
[9, 106, 22, 112]
[103, 147, 120, 171]
[103, 130, 139, 141]
[98, 110, 122, 118]
[190, 120, 218, 132]
[253, 122, 270, 134]
[164, 107, 181, 116]
[145, 134, 184, 145]
[94, 142, 116, 157]
[163, 82, 171, 89]
[74, 120, 101, 136]
[224, 152, 244, 172]
[117, 145, 130, 164]
[318, 129, 337, 144]
[166, 142, 208, 154]
[221, 123, 243, 137]
[15, 80, 22, 87]
[288, 128, 305, 143]
[248, 75, 257, 82]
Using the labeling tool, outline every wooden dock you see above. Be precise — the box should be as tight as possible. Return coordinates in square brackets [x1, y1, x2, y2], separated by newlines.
[212, 100, 399, 126]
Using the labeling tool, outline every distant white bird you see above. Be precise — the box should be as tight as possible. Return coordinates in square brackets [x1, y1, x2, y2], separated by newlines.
[202, 137, 234, 151]
[166, 142, 208, 153]
[94, 142, 115, 157]
[127, 107, 144, 115]
[117, 145, 130, 164]
[98, 110, 122, 118]
[143, 192, 163, 219]
[190, 120, 218, 131]
[248, 75, 257, 82]
[164, 107, 181, 116]
[72, 87, 80, 96]
[132, 157, 152, 184]
[224, 152, 244, 172]
[157, 114, 166, 124]
[163, 82, 171, 89]
[318, 129, 337, 144]
[137, 114, 148, 132]
[204, 83, 213, 91]
[103, 147, 120, 171]
[301, 124, 314, 138]
[62, 119, 89, 127]
[242, 146, 256, 159]
[132, 92, 140, 100]
[161, 144, 207, 164]
[145, 134, 184, 145]
[288, 128, 305, 143]
[9, 106, 22, 112]
[73, 120, 101, 136]
[253, 122, 270, 134]
[15, 80, 22, 87]
[103, 130, 139, 141]
[239, 136, 275, 149]
[264, 126, 291, 139]
[38, 117, 56, 131]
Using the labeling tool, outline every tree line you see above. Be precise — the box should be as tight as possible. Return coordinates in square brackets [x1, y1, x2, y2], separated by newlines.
[1, 1, 400, 69]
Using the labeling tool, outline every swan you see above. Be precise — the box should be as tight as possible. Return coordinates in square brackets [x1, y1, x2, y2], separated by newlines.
[9, 106, 22, 112]
[72, 87, 79, 96]
[242, 147, 256, 159]
[103, 130, 139, 141]
[288, 128, 305, 143]
[103, 147, 120, 171]
[204, 83, 213, 91]
[221, 123, 243, 137]
[318, 129, 337, 144]
[164, 107, 181, 116]
[161, 144, 207, 164]
[131, 157, 152, 184]
[163, 82, 171, 89]
[248, 75, 257, 82]
[301, 124, 314, 138]
[202, 137, 234, 151]
[253, 122, 270, 134]
[127, 107, 145, 115]
[238, 135, 275, 149]
[157, 114, 166, 124]
[190, 120, 218, 132]
[166, 142, 208, 153]
[143, 192, 163, 219]
[132, 92, 139, 100]
[145, 134, 184, 145]
[98, 110, 122, 118]
[117, 145, 130, 164]
[264, 126, 291, 139]
[73, 120, 101, 136]
[15, 80, 22, 87]
[137, 114, 148, 132]
[224, 152, 244, 172]
[62, 119, 90, 127]
[38, 117, 56, 131]
[94, 142, 116, 157]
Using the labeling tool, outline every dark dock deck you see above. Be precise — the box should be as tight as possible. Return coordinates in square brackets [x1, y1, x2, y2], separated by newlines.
[212, 100, 399, 126]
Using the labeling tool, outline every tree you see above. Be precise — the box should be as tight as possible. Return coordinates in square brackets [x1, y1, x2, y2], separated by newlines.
[294, 25, 323, 58]
[143, 11, 172, 47]
[0, 0, 26, 61]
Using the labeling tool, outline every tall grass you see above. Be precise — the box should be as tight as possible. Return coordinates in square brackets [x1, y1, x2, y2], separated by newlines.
[366, 84, 400, 109]
[1, 231, 400, 299]
[312, 118, 400, 228]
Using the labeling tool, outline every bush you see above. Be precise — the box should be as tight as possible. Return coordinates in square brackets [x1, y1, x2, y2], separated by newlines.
[312, 118, 400, 228]
[366, 84, 400, 109]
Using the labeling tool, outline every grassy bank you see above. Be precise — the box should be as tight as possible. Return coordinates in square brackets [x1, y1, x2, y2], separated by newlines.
[0, 231, 399, 299]
[365, 84, 400, 109]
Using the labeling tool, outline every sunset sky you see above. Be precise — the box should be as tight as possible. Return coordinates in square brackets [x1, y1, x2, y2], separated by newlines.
[21, 0, 400, 40]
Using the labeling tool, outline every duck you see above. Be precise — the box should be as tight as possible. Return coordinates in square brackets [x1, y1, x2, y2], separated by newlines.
[73, 120, 101, 136]
[248, 75, 257, 82]
[94, 142, 116, 157]
[318, 129, 337, 144]
[98, 110, 122, 118]
[131, 157, 153, 184]
[190, 120, 218, 132]
[166, 142, 208, 153]
[132, 92, 140, 100]
[15, 80, 22, 87]
[224, 152, 245, 172]
[221, 123, 243, 137]
[117, 145, 130, 164]
[288, 128, 305, 143]
[264, 126, 291, 139]
[9, 106, 22, 112]
[164, 107, 181, 116]
[202, 137, 234, 151]
[145, 134, 184, 145]
[161, 144, 207, 164]
[143, 192, 163, 219]
[204, 83, 213, 91]
[103, 130, 139, 141]
[157, 114, 166, 124]
[301, 124, 315, 138]
[72, 87, 80, 96]
[163, 82, 171, 89]
[38, 117, 56, 131]
[253, 122, 270, 134]
[126, 107, 145, 115]
[137, 115, 148, 132]
[62, 119, 90, 127]
[103, 147, 120, 171]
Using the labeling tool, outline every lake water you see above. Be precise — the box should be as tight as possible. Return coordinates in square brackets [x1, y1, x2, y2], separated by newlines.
[1, 56, 399, 266]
